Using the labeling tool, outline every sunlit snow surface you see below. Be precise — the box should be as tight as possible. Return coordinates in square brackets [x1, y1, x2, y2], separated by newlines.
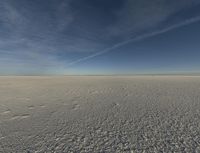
[0, 76, 200, 152]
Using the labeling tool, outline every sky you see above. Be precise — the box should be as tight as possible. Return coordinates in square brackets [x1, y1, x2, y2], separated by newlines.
[1, 0, 200, 75]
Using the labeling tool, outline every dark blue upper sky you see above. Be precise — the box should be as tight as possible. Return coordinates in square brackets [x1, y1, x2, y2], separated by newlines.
[1, 0, 200, 75]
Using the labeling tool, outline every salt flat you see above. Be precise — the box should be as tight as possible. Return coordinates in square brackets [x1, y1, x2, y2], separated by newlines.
[0, 76, 200, 153]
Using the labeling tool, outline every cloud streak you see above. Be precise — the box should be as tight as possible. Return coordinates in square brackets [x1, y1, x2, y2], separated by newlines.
[67, 15, 200, 66]
[1, 0, 200, 74]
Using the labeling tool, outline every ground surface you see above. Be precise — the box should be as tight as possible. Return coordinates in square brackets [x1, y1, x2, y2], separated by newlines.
[0, 76, 200, 153]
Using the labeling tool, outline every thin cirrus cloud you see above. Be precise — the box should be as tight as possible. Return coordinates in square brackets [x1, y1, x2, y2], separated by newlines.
[67, 14, 200, 66]
[0, 0, 200, 74]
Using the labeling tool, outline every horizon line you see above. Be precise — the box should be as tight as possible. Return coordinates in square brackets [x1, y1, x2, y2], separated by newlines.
[1, 73, 200, 77]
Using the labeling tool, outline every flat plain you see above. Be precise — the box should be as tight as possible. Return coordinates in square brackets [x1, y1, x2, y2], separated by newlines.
[0, 76, 200, 153]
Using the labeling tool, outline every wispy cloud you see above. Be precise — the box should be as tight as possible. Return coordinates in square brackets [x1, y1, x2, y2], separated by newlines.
[106, 0, 200, 40]
[67, 15, 200, 66]
[1, 0, 200, 74]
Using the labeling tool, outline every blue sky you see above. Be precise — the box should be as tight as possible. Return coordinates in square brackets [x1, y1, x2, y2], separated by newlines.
[1, 0, 200, 75]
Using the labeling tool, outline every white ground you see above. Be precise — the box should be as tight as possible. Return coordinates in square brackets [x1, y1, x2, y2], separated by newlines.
[0, 76, 200, 153]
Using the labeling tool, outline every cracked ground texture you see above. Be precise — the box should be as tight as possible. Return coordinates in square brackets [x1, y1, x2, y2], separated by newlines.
[0, 76, 200, 153]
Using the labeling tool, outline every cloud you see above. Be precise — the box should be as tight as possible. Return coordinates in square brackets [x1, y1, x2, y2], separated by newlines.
[67, 15, 200, 66]
[1, 0, 200, 74]
[107, 0, 200, 40]
[1, 0, 199, 53]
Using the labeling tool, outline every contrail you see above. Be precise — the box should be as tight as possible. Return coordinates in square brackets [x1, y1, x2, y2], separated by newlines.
[67, 16, 200, 66]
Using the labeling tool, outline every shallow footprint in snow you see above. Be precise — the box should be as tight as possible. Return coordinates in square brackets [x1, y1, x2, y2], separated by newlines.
[20, 114, 30, 119]
[10, 114, 30, 120]
[39, 104, 46, 108]
[72, 104, 80, 110]
[27, 105, 35, 110]
[1, 110, 11, 115]
[10, 116, 21, 120]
